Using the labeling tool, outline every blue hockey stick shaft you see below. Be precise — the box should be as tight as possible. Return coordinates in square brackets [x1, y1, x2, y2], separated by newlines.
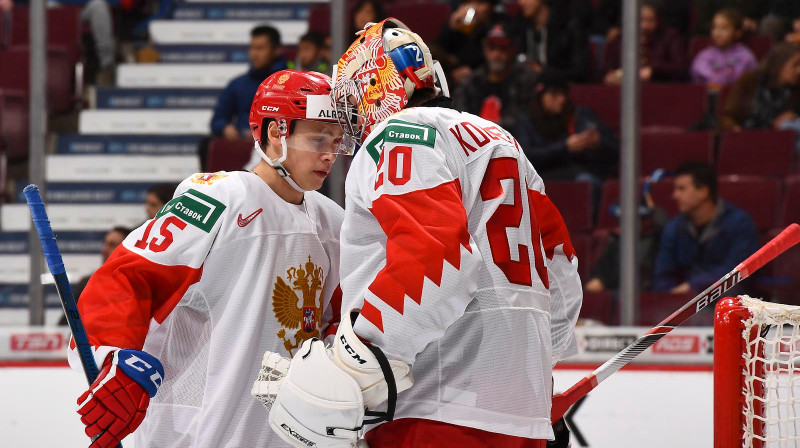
[25, 185, 125, 447]
[23, 184, 99, 384]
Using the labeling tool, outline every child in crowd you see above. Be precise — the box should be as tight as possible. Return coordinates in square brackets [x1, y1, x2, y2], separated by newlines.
[691, 8, 757, 87]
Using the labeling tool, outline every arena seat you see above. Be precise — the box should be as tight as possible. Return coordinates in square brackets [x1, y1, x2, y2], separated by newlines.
[207, 138, 253, 172]
[639, 292, 713, 326]
[570, 84, 620, 133]
[0, 45, 74, 113]
[640, 131, 714, 173]
[579, 290, 617, 325]
[10, 6, 82, 64]
[640, 84, 707, 132]
[717, 130, 795, 177]
[718, 175, 781, 232]
[571, 84, 707, 133]
[0, 89, 28, 163]
[779, 175, 800, 227]
[543, 181, 593, 233]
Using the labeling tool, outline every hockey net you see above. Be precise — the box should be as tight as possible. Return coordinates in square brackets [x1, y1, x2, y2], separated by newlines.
[715, 295, 800, 447]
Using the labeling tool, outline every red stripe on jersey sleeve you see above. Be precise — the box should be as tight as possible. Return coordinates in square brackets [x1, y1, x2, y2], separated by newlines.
[367, 179, 472, 316]
[77, 245, 203, 350]
[527, 190, 576, 261]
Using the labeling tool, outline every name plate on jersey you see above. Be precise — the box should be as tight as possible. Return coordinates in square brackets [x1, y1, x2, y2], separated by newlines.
[156, 188, 226, 232]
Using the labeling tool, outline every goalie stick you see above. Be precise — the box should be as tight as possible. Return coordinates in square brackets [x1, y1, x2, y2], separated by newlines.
[23, 184, 123, 448]
[551, 223, 800, 423]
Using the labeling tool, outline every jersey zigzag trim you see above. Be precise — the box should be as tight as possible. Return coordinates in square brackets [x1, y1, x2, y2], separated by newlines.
[364, 179, 471, 331]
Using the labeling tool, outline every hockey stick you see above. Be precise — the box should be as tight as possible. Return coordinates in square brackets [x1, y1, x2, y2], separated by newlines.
[24, 184, 123, 447]
[551, 223, 800, 423]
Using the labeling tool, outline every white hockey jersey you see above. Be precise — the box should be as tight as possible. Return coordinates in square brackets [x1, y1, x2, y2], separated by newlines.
[339, 106, 582, 440]
[67, 171, 343, 448]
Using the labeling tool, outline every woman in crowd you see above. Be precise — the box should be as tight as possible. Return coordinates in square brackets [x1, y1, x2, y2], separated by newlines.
[721, 42, 800, 132]
[515, 70, 618, 200]
[604, 0, 688, 84]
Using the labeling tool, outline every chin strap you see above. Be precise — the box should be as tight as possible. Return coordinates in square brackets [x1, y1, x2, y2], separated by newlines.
[254, 137, 307, 193]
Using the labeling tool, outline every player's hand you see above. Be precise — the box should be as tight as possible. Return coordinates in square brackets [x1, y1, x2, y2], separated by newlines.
[223, 124, 240, 140]
[77, 350, 164, 447]
[252, 310, 413, 448]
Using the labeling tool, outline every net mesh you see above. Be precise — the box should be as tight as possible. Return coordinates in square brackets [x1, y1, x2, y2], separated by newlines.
[741, 296, 800, 447]
[251, 352, 290, 411]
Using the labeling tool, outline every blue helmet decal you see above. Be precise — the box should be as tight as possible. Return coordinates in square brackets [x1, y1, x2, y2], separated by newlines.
[388, 43, 425, 73]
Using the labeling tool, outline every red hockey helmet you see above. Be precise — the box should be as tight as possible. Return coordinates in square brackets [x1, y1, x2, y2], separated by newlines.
[249, 69, 354, 154]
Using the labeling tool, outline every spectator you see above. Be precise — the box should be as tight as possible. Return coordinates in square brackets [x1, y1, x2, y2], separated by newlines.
[515, 70, 618, 187]
[145, 183, 177, 220]
[432, 0, 500, 85]
[507, 0, 590, 82]
[692, 0, 765, 36]
[451, 23, 536, 129]
[1, 0, 11, 47]
[585, 172, 669, 292]
[82, 0, 116, 85]
[691, 8, 758, 87]
[58, 226, 131, 325]
[720, 42, 800, 131]
[784, 14, 800, 44]
[604, 0, 688, 84]
[210, 25, 287, 140]
[653, 162, 758, 294]
[760, 0, 800, 42]
[288, 32, 330, 74]
[350, 0, 385, 36]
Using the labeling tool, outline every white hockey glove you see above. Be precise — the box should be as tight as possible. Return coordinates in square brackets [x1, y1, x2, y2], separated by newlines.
[252, 310, 413, 448]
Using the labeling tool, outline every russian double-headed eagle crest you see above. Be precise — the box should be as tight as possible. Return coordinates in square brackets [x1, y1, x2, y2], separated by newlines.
[273, 256, 325, 356]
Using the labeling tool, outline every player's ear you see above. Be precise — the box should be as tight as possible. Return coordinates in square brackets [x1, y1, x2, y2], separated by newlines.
[264, 121, 283, 158]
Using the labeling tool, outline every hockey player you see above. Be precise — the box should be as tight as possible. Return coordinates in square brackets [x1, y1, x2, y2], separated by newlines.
[69, 70, 353, 448]
[254, 19, 582, 448]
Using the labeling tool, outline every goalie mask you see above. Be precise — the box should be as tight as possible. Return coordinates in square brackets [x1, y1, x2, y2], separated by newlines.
[249, 70, 356, 191]
[332, 18, 450, 144]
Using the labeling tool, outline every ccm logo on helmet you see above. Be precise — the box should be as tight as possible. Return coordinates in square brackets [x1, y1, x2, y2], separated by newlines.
[261, 106, 279, 112]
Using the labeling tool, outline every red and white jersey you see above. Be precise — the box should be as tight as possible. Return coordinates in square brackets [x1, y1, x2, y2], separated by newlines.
[67, 171, 343, 448]
[339, 106, 582, 440]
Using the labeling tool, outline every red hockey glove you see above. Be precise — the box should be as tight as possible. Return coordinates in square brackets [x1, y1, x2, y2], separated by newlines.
[76, 349, 164, 448]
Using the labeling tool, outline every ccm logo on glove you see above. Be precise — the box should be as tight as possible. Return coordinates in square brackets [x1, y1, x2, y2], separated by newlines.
[340, 335, 367, 365]
[77, 349, 165, 447]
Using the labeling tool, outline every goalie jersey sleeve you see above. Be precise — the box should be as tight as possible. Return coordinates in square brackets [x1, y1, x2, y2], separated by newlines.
[340, 107, 582, 439]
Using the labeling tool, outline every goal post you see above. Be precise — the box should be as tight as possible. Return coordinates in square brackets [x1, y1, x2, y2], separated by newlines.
[715, 296, 800, 447]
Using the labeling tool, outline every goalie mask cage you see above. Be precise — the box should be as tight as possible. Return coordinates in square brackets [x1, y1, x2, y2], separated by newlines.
[715, 296, 800, 447]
